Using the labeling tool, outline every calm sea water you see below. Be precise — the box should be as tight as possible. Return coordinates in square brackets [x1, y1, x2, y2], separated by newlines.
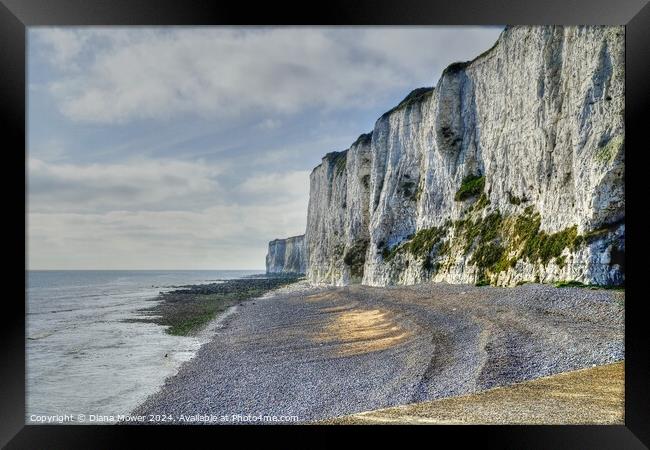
[26, 270, 262, 423]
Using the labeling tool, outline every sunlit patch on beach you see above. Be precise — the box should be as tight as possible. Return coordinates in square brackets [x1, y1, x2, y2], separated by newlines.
[305, 292, 340, 303]
[313, 308, 412, 356]
[318, 302, 359, 313]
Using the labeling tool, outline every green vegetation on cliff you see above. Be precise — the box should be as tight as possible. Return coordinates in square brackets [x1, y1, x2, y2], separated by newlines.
[595, 135, 623, 164]
[381, 204, 590, 286]
[381, 87, 434, 118]
[344, 239, 370, 279]
[455, 175, 485, 201]
[323, 150, 348, 176]
[382, 225, 450, 272]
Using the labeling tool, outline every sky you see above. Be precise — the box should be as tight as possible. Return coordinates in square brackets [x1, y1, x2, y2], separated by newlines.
[27, 26, 504, 270]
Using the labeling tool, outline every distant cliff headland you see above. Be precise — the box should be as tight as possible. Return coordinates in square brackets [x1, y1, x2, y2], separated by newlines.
[266, 235, 306, 275]
[266, 25, 624, 287]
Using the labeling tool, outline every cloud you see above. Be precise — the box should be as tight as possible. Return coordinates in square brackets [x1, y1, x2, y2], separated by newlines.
[27, 157, 310, 269]
[33, 28, 88, 68]
[27, 26, 504, 269]
[239, 170, 310, 202]
[256, 118, 282, 130]
[33, 27, 503, 124]
[28, 200, 308, 270]
[28, 157, 223, 212]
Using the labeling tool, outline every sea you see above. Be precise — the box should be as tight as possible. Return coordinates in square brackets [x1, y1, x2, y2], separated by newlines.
[26, 270, 262, 424]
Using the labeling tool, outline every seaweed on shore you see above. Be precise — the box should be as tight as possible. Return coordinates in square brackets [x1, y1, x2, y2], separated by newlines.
[126, 274, 303, 336]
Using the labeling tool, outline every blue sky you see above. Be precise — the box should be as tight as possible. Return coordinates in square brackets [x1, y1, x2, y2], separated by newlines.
[27, 26, 503, 270]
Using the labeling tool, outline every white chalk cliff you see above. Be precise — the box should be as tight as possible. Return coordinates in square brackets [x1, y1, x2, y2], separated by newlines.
[265, 235, 307, 274]
[276, 26, 625, 287]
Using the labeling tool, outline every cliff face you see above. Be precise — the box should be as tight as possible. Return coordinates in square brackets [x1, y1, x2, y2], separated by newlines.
[303, 25, 625, 287]
[265, 235, 307, 274]
[304, 134, 373, 285]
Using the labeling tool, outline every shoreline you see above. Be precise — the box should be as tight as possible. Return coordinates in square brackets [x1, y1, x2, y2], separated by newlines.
[126, 273, 304, 336]
[122, 274, 310, 419]
[27, 270, 273, 424]
[131, 281, 623, 424]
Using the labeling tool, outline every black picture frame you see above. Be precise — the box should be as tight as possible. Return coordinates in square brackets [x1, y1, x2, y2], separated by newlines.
[2, 0, 648, 447]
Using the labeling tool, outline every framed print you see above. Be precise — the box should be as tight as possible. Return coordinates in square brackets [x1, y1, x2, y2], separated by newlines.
[2, 0, 648, 447]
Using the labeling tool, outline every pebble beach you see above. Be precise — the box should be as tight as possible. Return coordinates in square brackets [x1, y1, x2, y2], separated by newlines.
[132, 281, 624, 424]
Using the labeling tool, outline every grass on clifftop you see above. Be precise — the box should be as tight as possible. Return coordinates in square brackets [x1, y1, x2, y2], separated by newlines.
[381, 87, 434, 118]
